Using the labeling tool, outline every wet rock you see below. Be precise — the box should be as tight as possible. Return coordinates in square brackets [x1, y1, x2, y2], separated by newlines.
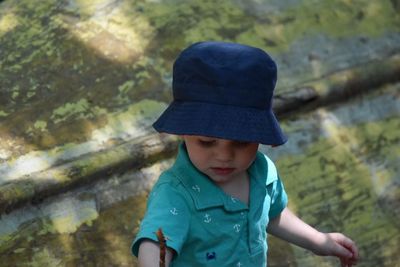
[377, 181, 400, 228]
[1, 0, 400, 266]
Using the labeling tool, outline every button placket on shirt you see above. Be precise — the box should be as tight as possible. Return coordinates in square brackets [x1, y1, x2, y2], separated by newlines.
[227, 196, 248, 235]
[229, 208, 248, 266]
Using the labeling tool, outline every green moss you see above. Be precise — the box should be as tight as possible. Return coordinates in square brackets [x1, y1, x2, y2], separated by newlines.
[33, 120, 47, 132]
[0, 233, 13, 248]
[30, 248, 63, 267]
[91, 99, 166, 142]
[50, 98, 107, 124]
[50, 209, 98, 234]
[26, 90, 36, 99]
[13, 247, 26, 254]
[0, 192, 146, 266]
[350, 116, 399, 162]
[74, 0, 110, 17]
[50, 99, 90, 123]
[118, 80, 135, 95]
[0, 12, 19, 37]
[139, 0, 254, 54]
[119, 99, 165, 120]
[276, 114, 400, 264]
[0, 110, 8, 117]
[285, 1, 398, 42]
[2, 0, 398, 153]
[239, 0, 400, 53]
[11, 87, 19, 99]
[126, 0, 400, 58]
[0, 181, 36, 209]
[4, 1, 59, 67]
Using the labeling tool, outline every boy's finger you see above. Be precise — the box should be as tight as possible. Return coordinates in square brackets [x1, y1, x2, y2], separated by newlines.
[335, 234, 359, 261]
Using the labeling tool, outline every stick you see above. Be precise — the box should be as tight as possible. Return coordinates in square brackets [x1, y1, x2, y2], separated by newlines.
[156, 228, 166, 267]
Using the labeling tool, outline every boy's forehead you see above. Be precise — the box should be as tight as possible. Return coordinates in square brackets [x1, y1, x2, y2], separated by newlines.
[183, 134, 259, 144]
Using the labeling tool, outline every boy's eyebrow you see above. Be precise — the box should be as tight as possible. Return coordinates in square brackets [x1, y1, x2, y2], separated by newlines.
[197, 137, 216, 141]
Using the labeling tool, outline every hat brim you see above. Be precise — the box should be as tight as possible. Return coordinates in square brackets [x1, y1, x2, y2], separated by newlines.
[153, 101, 287, 146]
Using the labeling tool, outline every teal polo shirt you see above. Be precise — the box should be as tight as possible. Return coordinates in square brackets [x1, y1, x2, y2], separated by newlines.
[132, 144, 288, 267]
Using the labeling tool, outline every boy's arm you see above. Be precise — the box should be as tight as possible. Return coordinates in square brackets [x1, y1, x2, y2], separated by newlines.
[267, 207, 359, 267]
[138, 239, 174, 267]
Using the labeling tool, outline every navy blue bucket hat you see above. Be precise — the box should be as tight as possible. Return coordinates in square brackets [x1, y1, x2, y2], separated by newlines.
[153, 41, 287, 145]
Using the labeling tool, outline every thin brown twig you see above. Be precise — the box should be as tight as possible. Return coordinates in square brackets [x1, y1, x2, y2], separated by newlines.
[156, 228, 166, 267]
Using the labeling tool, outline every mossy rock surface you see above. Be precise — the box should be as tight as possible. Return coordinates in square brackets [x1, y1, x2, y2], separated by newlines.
[1, 0, 399, 160]
[263, 83, 400, 267]
[1, 0, 400, 266]
[0, 84, 398, 267]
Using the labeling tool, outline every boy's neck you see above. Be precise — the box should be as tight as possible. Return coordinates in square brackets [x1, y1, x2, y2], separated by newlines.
[214, 172, 250, 206]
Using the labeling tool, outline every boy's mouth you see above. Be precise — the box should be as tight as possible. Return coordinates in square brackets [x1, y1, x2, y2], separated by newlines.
[211, 167, 235, 176]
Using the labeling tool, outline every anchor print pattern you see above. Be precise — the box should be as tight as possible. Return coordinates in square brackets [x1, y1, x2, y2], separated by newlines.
[170, 208, 178, 215]
[204, 213, 212, 223]
[192, 184, 201, 192]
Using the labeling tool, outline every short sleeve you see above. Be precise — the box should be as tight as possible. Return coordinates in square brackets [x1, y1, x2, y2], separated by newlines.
[264, 155, 288, 219]
[131, 182, 191, 257]
[267, 175, 288, 219]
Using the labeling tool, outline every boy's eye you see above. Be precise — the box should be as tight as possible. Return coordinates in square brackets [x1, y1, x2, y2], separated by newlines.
[233, 141, 252, 148]
[234, 141, 250, 146]
[198, 139, 216, 147]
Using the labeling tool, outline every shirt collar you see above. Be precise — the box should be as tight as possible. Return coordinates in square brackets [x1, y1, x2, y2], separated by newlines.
[171, 143, 268, 212]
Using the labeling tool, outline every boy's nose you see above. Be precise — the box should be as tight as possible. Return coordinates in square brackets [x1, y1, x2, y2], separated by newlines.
[215, 143, 234, 162]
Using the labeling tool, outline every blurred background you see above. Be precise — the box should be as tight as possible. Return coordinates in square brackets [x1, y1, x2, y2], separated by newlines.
[0, 0, 399, 266]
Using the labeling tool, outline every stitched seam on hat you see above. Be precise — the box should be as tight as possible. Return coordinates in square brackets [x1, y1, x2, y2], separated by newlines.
[173, 99, 269, 111]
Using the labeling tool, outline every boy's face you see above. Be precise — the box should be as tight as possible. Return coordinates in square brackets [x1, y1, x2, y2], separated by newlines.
[182, 135, 259, 185]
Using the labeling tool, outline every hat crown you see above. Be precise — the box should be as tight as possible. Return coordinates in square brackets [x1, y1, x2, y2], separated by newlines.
[172, 41, 277, 109]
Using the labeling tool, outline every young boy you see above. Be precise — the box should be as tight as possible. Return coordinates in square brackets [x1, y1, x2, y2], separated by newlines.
[132, 41, 359, 267]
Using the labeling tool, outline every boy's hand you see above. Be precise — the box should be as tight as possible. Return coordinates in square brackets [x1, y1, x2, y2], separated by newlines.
[313, 232, 359, 267]
[267, 208, 359, 267]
